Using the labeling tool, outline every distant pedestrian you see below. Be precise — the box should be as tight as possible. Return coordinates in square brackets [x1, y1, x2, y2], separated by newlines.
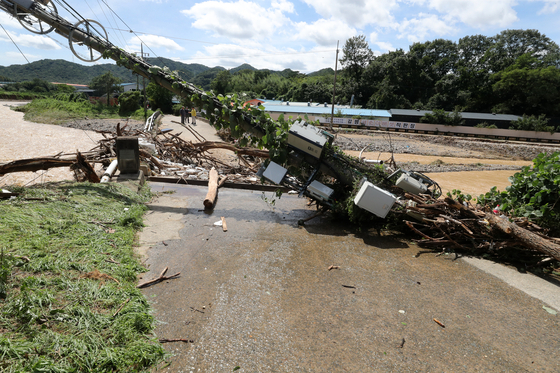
[180, 106, 186, 124]
[191, 107, 197, 125]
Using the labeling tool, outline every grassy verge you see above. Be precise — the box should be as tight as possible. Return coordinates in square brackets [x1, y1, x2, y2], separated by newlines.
[13, 98, 152, 124]
[0, 182, 166, 372]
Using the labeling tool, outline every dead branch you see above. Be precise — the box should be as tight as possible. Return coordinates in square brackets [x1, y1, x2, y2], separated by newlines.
[137, 267, 181, 288]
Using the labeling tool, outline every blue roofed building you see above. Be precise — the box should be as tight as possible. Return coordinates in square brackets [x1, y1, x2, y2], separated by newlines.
[253, 99, 391, 124]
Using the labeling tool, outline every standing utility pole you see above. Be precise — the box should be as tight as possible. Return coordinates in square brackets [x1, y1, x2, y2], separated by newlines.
[330, 41, 339, 131]
[141, 43, 148, 121]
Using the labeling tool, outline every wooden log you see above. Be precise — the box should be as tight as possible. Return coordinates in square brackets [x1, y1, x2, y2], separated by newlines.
[0, 157, 75, 175]
[486, 213, 560, 261]
[75, 152, 100, 183]
[203, 167, 219, 209]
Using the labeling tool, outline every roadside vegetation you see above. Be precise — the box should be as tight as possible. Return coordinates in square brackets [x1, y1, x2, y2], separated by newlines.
[13, 96, 151, 124]
[0, 182, 167, 372]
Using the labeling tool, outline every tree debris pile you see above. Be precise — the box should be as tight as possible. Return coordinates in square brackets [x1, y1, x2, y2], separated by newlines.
[399, 192, 560, 268]
[0, 123, 268, 186]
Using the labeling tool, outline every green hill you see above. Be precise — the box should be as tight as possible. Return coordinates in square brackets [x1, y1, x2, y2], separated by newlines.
[0, 59, 325, 87]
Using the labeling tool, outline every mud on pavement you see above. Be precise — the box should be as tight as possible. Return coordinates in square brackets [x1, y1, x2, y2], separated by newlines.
[138, 183, 560, 373]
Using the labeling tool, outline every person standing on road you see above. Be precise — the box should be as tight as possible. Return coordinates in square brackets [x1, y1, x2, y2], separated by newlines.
[180, 106, 186, 125]
[191, 107, 197, 125]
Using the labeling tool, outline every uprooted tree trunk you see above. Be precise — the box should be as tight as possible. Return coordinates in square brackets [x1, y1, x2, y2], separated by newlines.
[0, 156, 75, 175]
[486, 213, 560, 261]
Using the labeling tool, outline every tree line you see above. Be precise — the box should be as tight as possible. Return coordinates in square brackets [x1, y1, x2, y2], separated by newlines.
[209, 29, 560, 121]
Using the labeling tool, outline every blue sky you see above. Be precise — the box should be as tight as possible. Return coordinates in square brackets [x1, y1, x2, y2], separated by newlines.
[0, 0, 559, 74]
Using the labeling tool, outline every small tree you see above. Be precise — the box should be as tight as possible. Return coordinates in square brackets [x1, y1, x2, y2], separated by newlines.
[340, 35, 374, 83]
[118, 91, 141, 115]
[89, 72, 123, 106]
[420, 108, 464, 126]
[146, 82, 174, 113]
[509, 114, 555, 133]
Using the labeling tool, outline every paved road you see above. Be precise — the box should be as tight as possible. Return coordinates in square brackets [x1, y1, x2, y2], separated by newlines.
[138, 182, 560, 373]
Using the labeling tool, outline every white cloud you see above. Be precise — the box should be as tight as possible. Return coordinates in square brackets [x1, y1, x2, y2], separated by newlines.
[271, 0, 295, 13]
[396, 13, 455, 43]
[423, 0, 518, 29]
[5, 51, 41, 61]
[369, 32, 395, 53]
[0, 12, 24, 29]
[302, 0, 398, 28]
[181, 0, 291, 40]
[530, 0, 560, 14]
[179, 43, 335, 72]
[128, 34, 184, 52]
[0, 30, 60, 50]
[294, 18, 357, 46]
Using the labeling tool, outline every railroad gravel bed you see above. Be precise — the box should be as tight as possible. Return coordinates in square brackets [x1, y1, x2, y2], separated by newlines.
[334, 131, 560, 161]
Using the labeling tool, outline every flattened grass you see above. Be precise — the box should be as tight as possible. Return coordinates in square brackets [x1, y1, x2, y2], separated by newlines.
[0, 182, 166, 372]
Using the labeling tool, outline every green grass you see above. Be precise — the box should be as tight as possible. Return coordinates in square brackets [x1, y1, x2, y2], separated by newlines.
[13, 98, 152, 124]
[0, 182, 167, 372]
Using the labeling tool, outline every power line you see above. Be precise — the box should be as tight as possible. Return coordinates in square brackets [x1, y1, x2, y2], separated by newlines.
[99, 0, 168, 68]
[95, 0, 129, 51]
[0, 23, 30, 63]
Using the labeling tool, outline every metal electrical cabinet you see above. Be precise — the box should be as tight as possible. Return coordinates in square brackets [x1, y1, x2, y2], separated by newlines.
[287, 121, 331, 159]
[354, 181, 397, 218]
[396, 174, 428, 195]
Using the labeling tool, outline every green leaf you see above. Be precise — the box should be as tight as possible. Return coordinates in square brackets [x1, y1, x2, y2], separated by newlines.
[543, 305, 557, 315]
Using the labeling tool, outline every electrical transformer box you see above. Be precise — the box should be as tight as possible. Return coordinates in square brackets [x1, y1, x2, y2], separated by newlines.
[354, 181, 396, 218]
[263, 161, 288, 185]
[287, 121, 331, 159]
[396, 174, 428, 195]
[307, 180, 334, 202]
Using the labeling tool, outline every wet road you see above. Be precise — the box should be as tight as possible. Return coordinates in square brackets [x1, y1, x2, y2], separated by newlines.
[140, 183, 560, 372]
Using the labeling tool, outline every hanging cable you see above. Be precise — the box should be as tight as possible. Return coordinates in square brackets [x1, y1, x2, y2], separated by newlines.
[99, 0, 168, 68]
[93, 0, 128, 50]
[53, 0, 110, 41]
[0, 23, 30, 63]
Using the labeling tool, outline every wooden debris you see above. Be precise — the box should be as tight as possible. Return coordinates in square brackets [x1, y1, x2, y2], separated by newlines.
[328, 265, 340, 271]
[486, 213, 560, 261]
[397, 338, 406, 348]
[159, 338, 193, 344]
[137, 267, 180, 288]
[403, 193, 560, 263]
[203, 168, 219, 209]
[433, 318, 445, 328]
[220, 216, 228, 232]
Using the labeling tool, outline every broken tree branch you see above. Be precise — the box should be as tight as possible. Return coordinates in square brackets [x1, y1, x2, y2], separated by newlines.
[137, 267, 181, 288]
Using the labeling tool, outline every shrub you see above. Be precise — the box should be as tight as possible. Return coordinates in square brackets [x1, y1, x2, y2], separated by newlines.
[118, 91, 141, 115]
[478, 151, 560, 234]
[509, 114, 555, 133]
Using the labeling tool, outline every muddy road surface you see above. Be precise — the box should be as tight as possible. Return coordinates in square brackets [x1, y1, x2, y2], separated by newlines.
[139, 183, 560, 373]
